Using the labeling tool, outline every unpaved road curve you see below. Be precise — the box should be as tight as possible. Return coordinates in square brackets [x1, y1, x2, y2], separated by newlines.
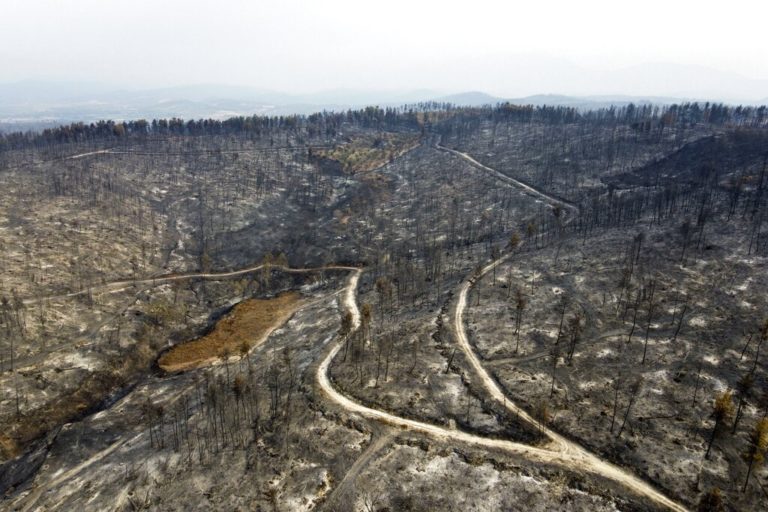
[17, 264, 359, 369]
[453, 256, 686, 511]
[20, 143, 686, 510]
[318, 268, 687, 512]
[318, 271, 560, 465]
[22, 264, 360, 305]
[317, 147, 688, 511]
[14, 266, 355, 512]
[445, 145, 686, 511]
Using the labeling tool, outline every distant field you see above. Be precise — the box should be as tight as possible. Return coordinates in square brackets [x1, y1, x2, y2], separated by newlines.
[316, 133, 420, 173]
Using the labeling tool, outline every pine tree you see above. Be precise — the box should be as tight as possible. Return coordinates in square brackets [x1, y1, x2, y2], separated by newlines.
[743, 418, 768, 492]
[706, 391, 734, 460]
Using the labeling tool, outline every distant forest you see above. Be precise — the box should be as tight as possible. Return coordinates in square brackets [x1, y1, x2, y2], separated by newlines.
[1, 101, 766, 151]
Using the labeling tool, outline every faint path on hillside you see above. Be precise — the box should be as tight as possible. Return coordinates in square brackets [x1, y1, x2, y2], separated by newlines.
[65, 149, 112, 159]
[323, 427, 395, 510]
[437, 144, 579, 218]
[21, 264, 360, 305]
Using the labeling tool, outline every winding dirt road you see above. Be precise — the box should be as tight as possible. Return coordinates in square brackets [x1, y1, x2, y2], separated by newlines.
[22, 263, 360, 305]
[315, 146, 688, 511]
[316, 264, 687, 511]
[452, 256, 687, 511]
[317, 270, 561, 464]
[18, 143, 687, 510]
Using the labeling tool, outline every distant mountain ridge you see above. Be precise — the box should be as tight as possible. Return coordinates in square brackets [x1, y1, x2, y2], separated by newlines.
[432, 91, 502, 105]
[0, 80, 765, 131]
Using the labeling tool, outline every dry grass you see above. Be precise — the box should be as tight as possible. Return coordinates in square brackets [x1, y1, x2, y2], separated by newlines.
[415, 110, 460, 126]
[318, 133, 420, 174]
[158, 292, 302, 373]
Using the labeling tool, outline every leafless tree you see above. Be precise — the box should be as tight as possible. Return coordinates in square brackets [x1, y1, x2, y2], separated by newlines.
[513, 287, 526, 353]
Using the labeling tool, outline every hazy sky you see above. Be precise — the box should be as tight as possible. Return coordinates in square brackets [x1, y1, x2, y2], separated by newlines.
[2, 0, 767, 98]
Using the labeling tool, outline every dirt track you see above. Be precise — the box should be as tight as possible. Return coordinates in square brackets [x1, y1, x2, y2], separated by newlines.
[20, 146, 688, 510]
[315, 147, 688, 511]
[22, 263, 360, 305]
